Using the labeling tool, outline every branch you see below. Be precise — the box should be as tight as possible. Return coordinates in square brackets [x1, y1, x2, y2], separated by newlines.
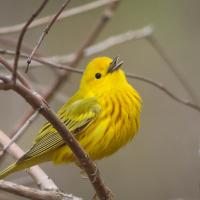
[12, 0, 49, 82]
[126, 73, 200, 113]
[0, 180, 82, 200]
[0, 36, 44, 57]
[146, 35, 199, 104]
[26, 0, 71, 69]
[0, 130, 58, 191]
[0, 0, 118, 35]
[0, 109, 40, 155]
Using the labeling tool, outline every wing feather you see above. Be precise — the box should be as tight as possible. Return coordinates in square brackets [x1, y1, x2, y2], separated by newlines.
[18, 97, 101, 162]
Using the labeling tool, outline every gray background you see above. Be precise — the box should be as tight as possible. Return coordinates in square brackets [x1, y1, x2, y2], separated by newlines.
[0, 0, 200, 199]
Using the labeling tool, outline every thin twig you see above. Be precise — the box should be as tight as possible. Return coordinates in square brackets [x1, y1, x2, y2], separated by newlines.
[0, 180, 82, 200]
[0, 130, 59, 191]
[126, 73, 200, 113]
[1, 109, 40, 154]
[12, 0, 49, 83]
[146, 35, 199, 104]
[0, 37, 59, 75]
[0, 36, 44, 57]
[0, 0, 117, 35]
[26, 0, 71, 70]
[0, 50, 83, 74]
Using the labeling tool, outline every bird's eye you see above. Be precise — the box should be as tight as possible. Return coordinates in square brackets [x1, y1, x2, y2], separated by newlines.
[95, 73, 102, 79]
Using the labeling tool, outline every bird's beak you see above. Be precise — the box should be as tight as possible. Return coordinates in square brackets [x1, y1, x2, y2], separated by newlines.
[107, 56, 124, 73]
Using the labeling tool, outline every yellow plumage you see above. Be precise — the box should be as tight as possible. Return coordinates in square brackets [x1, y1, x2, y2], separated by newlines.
[0, 56, 142, 178]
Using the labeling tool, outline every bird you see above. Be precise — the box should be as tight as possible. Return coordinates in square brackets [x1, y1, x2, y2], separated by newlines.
[0, 56, 142, 179]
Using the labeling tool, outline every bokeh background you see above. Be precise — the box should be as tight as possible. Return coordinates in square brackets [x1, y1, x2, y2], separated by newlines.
[0, 0, 200, 199]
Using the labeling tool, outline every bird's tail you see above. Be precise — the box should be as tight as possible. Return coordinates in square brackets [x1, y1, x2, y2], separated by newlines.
[0, 162, 19, 179]
[0, 157, 45, 179]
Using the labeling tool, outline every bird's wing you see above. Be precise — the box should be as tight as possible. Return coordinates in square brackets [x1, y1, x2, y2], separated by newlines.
[18, 97, 101, 162]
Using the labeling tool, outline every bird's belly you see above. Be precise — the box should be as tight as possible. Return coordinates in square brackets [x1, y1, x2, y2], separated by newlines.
[85, 116, 136, 160]
[52, 92, 140, 164]
[53, 113, 137, 164]
[88, 99, 139, 160]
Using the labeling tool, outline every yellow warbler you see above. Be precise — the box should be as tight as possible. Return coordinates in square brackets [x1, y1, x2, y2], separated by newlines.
[0, 56, 142, 178]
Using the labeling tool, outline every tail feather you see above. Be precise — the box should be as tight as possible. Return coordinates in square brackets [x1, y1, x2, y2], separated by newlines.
[0, 153, 52, 179]
[0, 160, 36, 179]
[0, 162, 18, 179]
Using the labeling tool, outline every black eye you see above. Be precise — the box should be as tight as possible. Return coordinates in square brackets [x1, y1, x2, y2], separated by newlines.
[95, 73, 102, 79]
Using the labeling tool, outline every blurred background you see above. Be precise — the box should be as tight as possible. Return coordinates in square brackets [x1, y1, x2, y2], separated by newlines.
[0, 0, 200, 199]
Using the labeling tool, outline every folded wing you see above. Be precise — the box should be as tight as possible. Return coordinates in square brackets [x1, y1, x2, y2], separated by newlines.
[18, 97, 101, 162]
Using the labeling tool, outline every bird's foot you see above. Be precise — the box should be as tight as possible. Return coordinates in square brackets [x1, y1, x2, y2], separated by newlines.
[80, 163, 98, 183]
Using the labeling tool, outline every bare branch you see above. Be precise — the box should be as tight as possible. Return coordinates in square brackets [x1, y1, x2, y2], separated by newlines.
[0, 109, 40, 155]
[0, 0, 118, 35]
[126, 73, 200, 113]
[26, 0, 71, 69]
[0, 36, 44, 57]
[12, 0, 49, 83]
[7, 107, 35, 139]
[0, 130, 58, 191]
[0, 180, 82, 200]
[146, 35, 199, 104]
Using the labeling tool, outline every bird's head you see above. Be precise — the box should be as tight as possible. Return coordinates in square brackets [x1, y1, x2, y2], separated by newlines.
[80, 56, 127, 94]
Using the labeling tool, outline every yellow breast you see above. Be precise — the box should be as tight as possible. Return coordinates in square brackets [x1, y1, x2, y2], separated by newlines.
[53, 84, 141, 163]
